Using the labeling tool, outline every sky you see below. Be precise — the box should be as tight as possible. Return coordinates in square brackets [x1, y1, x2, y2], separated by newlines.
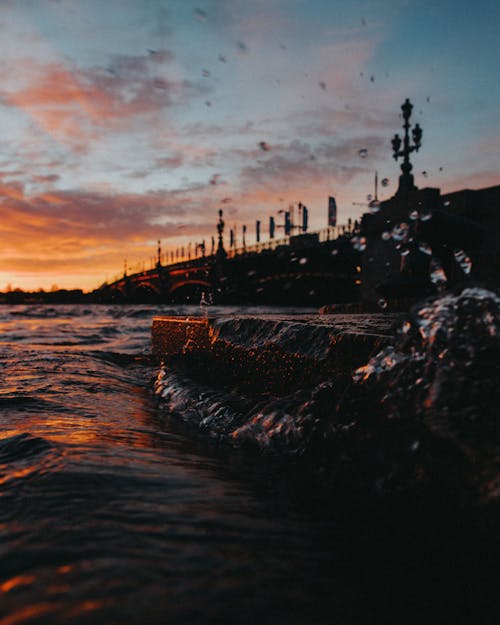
[0, 0, 499, 291]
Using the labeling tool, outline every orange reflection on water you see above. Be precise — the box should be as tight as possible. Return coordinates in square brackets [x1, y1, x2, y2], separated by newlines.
[0, 466, 36, 486]
[65, 599, 105, 618]
[0, 602, 54, 625]
[1, 575, 36, 593]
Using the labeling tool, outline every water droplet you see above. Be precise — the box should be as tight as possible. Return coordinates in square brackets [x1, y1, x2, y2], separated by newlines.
[391, 223, 409, 242]
[454, 249, 472, 275]
[202, 68, 210, 77]
[400, 247, 410, 256]
[422, 170, 428, 177]
[351, 236, 367, 251]
[381, 178, 390, 187]
[369, 200, 381, 214]
[366, 194, 372, 201]
[299, 257, 308, 265]
[418, 242, 432, 255]
[420, 209, 432, 221]
[194, 8, 207, 21]
[358, 148, 368, 158]
[430, 259, 447, 288]
[258, 141, 270, 151]
[409, 209, 419, 220]
[381, 231, 391, 241]
[319, 81, 327, 91]
[331, 249, 339, 256]
[378, 298, 388, 310]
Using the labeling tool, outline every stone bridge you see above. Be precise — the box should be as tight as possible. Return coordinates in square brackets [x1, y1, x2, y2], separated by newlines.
[94, 228, 361, 306]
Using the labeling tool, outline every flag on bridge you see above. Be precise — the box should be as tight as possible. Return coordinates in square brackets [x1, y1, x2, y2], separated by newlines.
[328, 196, 337, 227]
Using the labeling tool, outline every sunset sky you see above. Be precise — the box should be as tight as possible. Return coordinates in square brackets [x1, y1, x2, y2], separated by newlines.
[0, 0, 499, 291]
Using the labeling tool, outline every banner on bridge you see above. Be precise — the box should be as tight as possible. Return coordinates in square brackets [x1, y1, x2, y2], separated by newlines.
[328, 196, 337, 227]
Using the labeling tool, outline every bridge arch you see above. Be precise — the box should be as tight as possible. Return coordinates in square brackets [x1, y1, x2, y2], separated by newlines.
[168, 279, 212, 303]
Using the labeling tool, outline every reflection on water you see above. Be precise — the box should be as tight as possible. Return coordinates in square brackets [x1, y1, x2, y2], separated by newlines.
[0, 305, 495, 624]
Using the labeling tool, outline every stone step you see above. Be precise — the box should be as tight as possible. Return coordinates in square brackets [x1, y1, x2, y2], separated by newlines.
[152, 314, 399, 393]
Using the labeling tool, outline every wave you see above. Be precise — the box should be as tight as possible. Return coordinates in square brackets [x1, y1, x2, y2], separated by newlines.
[0, 432, 52, 464]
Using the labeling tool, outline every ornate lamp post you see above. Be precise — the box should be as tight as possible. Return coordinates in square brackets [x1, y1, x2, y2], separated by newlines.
[392, 98, 422, 194]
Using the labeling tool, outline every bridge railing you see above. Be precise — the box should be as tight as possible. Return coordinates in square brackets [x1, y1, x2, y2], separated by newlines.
[99, 224, 352, 289]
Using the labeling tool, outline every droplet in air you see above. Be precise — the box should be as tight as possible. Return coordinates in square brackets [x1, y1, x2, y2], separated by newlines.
[378, 298, 388, 310]
[319, 81, 327, 91]
[351, 236, 367, 251]
[409, 209, 419, 220]
[366, 194, 372, 201]
[202, 68, 210, 77]
[420, 209, 432, 221]
[218, 54, 227, 62]
[331, 249, 339, 256]
[422, 170, 428, 177]
[236, 41, 248, 53]
[205, 100, 212, 107]
[194, 8, 207, 21]
[454, 250, 472, 275]
[381, 178, 390, 187]
[258, 141, 270, 151]
[391, 222, 409, 242]
[418, 242, 432, 255]
[429, 259, 447, 288]
[381, 231, 391, 241]
[299, 257, 308, 265]
[358, 148, 368, 158]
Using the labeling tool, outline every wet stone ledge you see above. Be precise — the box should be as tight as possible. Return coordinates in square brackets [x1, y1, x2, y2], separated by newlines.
[151, 313, 397, 394]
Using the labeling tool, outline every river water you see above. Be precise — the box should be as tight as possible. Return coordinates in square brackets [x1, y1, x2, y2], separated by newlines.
[0, 305, 493, 625]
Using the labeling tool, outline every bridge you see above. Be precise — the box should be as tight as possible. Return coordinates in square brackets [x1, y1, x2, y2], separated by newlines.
[93, 221, 361, 306]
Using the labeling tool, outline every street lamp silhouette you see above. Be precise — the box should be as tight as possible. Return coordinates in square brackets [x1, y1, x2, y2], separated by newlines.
[392, 98, 422, 194]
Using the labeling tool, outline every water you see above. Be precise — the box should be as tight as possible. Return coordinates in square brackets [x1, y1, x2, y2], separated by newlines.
[0, 305, 494, 624]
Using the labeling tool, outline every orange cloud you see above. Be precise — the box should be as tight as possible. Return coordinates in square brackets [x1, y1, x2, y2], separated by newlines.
[0, 52, 204, 147]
